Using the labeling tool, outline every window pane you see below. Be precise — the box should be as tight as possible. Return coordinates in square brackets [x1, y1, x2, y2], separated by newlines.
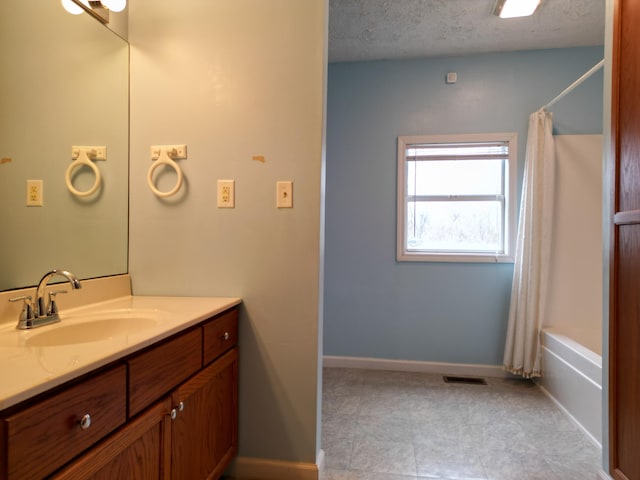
[407, 143, 509, 159]
[406, 201, 502, 252]
[407, 160, 503, 196]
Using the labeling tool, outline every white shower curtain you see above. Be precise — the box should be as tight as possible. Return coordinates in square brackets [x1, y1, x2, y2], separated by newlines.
[503, 109, 555, 378]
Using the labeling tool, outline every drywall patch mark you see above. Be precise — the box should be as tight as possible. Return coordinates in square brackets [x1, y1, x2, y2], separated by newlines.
[1, 157, 12, 164]
[252, 155, 266, 163]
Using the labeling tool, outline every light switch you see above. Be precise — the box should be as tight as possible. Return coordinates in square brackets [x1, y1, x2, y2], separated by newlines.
[277, 181, 293, 208]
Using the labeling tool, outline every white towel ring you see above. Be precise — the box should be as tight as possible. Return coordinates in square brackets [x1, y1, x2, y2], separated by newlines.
[65, 150, 102, 197]
[148, 148, 183, 197]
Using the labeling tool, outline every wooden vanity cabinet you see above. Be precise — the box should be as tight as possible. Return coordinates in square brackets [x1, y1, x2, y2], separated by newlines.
[0, 365, 127, 480]
[0, 306, 239, 480]
[203, 308, 238, 365]
[128, 327, 203, 418]
[170, 348, 238, 480]
[50, 399, 172, 480]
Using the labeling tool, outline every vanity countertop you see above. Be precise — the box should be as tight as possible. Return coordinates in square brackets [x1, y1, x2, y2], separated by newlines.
[0, 295, 241, 411]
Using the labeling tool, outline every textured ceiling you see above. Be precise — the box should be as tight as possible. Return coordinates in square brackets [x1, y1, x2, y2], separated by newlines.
[329, 0, 605, 63]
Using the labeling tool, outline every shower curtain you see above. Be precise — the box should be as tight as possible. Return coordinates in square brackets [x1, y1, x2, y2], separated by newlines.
[503, 109, 555, 378]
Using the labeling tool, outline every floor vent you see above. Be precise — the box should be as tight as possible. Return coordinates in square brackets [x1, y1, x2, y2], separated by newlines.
[443, 376, 487, 385]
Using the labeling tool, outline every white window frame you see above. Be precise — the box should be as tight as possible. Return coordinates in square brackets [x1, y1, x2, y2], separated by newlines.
[397, 132, 517, 263]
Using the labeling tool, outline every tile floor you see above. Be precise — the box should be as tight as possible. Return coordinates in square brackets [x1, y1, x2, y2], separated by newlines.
[321, 368, 601, 480]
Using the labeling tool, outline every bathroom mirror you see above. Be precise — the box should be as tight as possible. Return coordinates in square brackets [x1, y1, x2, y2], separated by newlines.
[0, 0, 129, 291]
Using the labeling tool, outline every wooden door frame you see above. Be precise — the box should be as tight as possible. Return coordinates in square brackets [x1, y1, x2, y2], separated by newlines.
[608, 0, 640, 478]
[608, 0, 620, 472]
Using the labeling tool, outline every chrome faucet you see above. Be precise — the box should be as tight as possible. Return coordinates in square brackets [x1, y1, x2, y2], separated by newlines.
[9, 269, 82, 329]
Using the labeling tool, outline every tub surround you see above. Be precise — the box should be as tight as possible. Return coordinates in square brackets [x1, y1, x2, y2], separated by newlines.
[535, 134, 603, 447]
[0, 274, 240, 410]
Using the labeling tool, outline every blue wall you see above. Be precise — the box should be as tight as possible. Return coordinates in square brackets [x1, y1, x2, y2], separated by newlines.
[324, 47, 604, 365]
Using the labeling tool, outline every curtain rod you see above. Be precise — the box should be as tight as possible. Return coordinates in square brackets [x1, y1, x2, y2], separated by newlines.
[541, 59, 605, 111]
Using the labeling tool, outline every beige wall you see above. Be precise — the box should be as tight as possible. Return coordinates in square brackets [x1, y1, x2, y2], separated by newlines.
[129, 0, 326, 465]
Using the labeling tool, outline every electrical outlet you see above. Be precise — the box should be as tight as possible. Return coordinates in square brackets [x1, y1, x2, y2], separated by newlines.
[276, 181, 293, 208]
[217, 180, 235, 208]
[26, 179, 43, 206]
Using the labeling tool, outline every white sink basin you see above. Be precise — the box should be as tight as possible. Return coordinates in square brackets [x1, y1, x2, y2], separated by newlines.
[0, 308, 170, 348]
[26, 317, 159, 347]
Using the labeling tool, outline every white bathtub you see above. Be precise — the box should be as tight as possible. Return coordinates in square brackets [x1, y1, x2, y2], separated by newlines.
[537, 327, 602, 446]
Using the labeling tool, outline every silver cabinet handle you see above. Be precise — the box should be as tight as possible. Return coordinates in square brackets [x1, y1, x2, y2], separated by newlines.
[170, 401, 185, 420]
[80, 413, 92, 430]
[223, 332, 230, 341]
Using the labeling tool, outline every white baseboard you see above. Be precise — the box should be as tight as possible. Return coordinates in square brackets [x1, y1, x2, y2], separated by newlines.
[323, 355, 508, 378]
[597, 469, 612, 480]
[317, 449, 325, 474]
[226, 454, 321, 480]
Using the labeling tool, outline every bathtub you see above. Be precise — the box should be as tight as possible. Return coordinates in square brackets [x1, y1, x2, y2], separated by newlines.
[537, 327, 602, 446]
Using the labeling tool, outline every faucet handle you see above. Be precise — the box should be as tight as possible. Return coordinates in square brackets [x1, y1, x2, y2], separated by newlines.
[9, 295, 34, 321]
[48, 290, 68, 315]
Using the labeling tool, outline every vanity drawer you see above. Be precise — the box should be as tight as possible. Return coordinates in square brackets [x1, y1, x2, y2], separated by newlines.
[203, 308, 238, 365]
[128, 327, 203, 417]
[1, 365, 126, 480]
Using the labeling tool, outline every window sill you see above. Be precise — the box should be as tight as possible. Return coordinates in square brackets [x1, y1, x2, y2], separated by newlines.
[397, 252, 515, 263]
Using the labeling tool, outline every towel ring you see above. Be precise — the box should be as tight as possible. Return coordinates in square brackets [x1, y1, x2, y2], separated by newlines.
[65, 150, 101, 197]
[148, 148, 183, 197]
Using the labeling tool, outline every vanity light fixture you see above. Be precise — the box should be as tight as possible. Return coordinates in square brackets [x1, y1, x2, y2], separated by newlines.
[493, 0, 541, 18]
[101, 0, 127, 12]
[61, 0, 126, 23]
[61, 0, 88, 15]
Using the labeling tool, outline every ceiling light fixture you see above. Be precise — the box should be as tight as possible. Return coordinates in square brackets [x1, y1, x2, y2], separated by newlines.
[493, 0, 541, 18]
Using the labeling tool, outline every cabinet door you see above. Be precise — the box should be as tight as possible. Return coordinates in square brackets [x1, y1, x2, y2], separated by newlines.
[170, 348, 238, 480]
[51, 399, 172, 480]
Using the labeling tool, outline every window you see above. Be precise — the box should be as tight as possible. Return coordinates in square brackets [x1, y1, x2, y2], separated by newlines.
[397, 133, 517, 263]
